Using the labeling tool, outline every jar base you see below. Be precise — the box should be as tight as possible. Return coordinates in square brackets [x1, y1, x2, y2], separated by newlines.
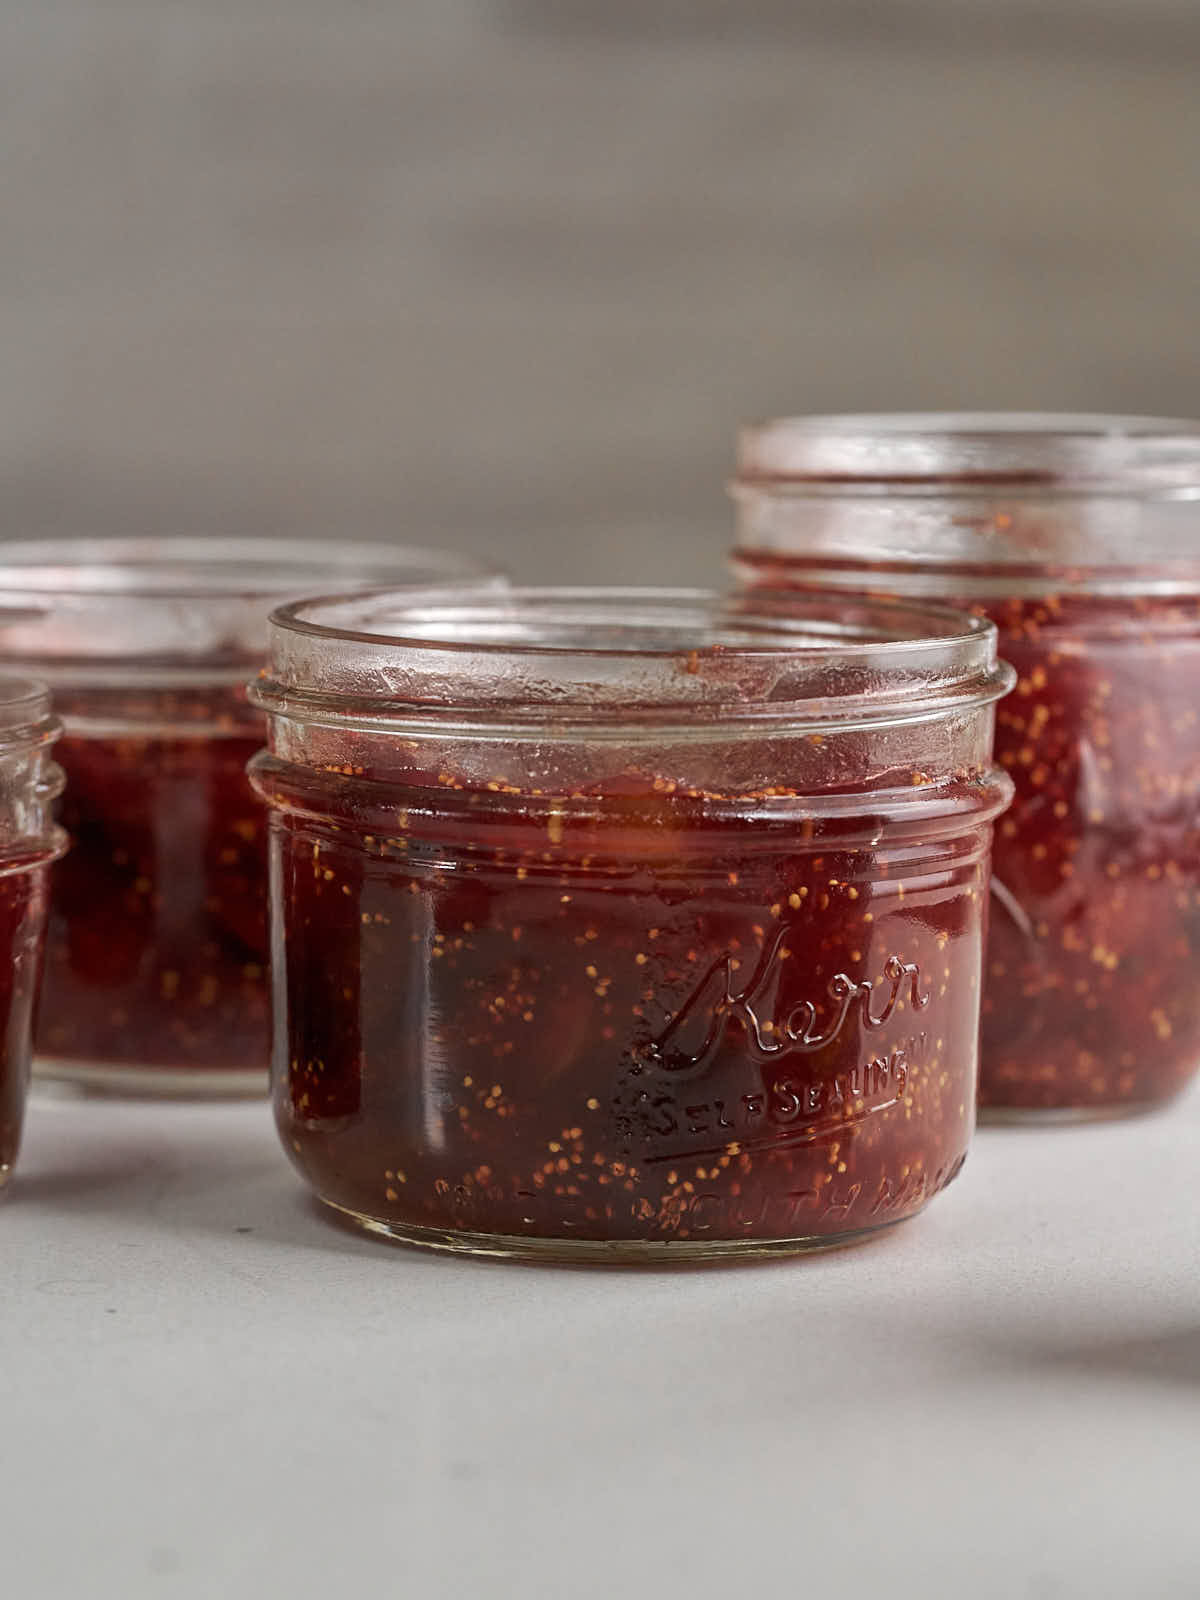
[319, 1198, 906, 1265]
[33, 1057, 267, 1100]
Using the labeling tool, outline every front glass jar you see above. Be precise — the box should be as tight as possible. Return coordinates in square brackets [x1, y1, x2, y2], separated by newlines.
[0, 679, 66, 1188]
[249, 586, 1012, 1262]
[733, 413, 1200, 1119]
[0, 538, 496, 1096]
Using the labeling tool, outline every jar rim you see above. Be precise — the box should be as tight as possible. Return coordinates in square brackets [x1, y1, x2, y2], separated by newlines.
[254, 585, 1013, 736]
[0, 536, 495, 599]
[0, 537, 501, 682]
[270, 583, 991, 656]
[735, 412, 1200, 495]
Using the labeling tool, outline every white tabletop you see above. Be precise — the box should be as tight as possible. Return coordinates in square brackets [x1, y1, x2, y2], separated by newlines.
[3, 1081, 1198, 1599]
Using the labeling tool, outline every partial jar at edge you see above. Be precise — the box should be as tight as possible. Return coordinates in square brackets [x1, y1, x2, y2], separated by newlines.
[732, 412, 1200, 1119]
[0, 538, 498, 1097]
[249, 586, 1012, 1263]
[0, 679, 66, 1187]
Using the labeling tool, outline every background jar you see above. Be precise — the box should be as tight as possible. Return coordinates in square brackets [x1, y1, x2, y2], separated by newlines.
[249, 586, 1013, 1263]
[732, 413, 1200, 1119]
[0, 679, 66, 1188]
[0, 538, 498, 1096]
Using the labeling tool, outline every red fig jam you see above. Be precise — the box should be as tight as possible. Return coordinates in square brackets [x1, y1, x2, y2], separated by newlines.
[0, 860, 57, 1187]
[733, 411, 1200, 1117]
[36, 691, 268, 1090]
[0, 538, 496, 1094]
[0, 680, 66, 1187]
[976, 592, 1200, 1114]
[250, 588, 1012, 1261]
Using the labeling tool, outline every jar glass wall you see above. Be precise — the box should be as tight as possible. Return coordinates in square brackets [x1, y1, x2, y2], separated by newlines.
[732, 413, 1200, 1118]
[0, 679, 66, 1187]
[0, 538, 497, 1096]
[250, 586, 1012, 1262]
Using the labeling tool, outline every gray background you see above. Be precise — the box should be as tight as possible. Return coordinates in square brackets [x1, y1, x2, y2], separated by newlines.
[4, 0, 1199, 585]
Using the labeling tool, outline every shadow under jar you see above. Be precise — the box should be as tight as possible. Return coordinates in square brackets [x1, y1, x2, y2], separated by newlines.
[732, 413, 1200, 1120]
[0, 539, 496, 1097]
[0, 680, 67, 1188]
[249, 586, 1012, 1263]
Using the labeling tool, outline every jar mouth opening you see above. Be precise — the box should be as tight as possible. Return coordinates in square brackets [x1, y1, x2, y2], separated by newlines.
[271, 585, 987, 658]
[0, 537, 494, 600]
[735, 412, 1200, 495]
[256, 586, 1012, 735]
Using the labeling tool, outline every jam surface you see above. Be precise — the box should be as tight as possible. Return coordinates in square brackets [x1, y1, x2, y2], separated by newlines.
[37, 695, 269, 1083]
[738, 553, 1200, 1114]
[0, 863, 53, 1185]
[255, 755, 998, 1253]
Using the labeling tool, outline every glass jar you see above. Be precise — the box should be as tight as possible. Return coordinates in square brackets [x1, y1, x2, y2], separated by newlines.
[249, 586, 1012, 1262]
[732, 412, 1200, 1119]
[0, 679, 66, 1188]
[0, 538, 497, 1096]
